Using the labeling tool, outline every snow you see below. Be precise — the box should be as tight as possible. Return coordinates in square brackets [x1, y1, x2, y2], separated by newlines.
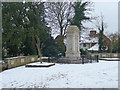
[5, 56, 25, 59]
[0, 60, 118, 88]
[100, 58, 120, 61]
[26, 62, 55, 66]
[88, 43, 99, 51]
[88, 43, 108, 51]
[80, 33, 98, 43]
[41, 57, 49, 59]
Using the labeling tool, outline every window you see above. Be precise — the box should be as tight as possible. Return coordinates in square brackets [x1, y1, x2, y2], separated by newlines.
[83, 43, 86, 47]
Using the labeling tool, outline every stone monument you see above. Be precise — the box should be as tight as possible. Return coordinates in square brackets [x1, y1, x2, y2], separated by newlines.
[65, 25, 81, 58]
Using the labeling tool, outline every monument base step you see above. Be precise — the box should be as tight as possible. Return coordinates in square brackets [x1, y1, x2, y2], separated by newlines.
[56, 58, 89, 64]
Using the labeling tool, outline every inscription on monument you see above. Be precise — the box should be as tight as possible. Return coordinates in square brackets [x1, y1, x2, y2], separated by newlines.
[65, 25, 81, 58]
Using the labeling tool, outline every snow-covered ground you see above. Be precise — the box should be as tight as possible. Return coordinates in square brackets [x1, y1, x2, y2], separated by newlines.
[0, 60, 118, 88]
[100, 58, 120, 61]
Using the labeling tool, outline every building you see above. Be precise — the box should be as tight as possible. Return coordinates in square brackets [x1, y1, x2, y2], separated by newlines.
[57, 30, 111, 53]
[80, 30, 98, 51]
[80, 30, 111, 52]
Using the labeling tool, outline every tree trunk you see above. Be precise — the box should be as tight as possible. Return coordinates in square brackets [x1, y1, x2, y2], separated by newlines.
[36, 43, 42, 57]
[35, 35, 42, 57]
[32, 35, 37, 55]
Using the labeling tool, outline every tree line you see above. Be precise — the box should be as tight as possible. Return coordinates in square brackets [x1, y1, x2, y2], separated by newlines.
[2, 1, 120, 60]
[2, 1, 93, 59]
[2, 2, 57, 58]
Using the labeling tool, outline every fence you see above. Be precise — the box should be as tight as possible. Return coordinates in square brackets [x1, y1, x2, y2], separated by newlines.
[88, 53, 120, 59]
[4, 55, 38, 69]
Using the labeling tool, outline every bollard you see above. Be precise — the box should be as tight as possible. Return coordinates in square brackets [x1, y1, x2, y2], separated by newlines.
[96, 55, 99, 63]
[82, 55, 84, 64]
[48, 57, 50, 63]
[90, 56, 92, 63]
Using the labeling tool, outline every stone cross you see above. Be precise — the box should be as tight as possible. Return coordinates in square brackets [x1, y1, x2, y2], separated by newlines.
[65, 25, 81, 58]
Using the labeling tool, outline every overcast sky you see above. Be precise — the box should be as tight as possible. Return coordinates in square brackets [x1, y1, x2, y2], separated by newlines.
[51, 0, 119, 38]
[85, 0, 118, 35]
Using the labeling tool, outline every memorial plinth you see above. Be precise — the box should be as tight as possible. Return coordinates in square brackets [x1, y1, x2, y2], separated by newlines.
[65, 25, 81, 58]
[25, 62, 55, 67]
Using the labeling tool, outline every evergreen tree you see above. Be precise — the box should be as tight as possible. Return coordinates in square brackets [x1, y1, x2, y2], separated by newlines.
[41, 37, 60, 57]
[95, 14, 107, 53]
[55, 35, 66, 56]
[98, 19, 104, 53]
[71, 2, 92, 30]
[2, 2, 49, 57]
[2, 2, 25, 56]
[22, 2, 49, 57]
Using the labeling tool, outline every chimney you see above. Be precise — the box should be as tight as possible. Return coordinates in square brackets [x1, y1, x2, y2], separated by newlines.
[90, 30, 96, 37]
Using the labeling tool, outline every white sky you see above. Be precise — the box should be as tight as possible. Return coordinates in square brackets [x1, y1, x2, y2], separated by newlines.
[85, 0, 119, 35]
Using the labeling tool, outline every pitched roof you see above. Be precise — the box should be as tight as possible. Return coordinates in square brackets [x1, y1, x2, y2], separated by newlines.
[95, 34, 110, 41]
[88, 43, 99, 51]
[88, 43, 108, 51]
[80, 32, 111, 44]
[80, 33, 98, 44]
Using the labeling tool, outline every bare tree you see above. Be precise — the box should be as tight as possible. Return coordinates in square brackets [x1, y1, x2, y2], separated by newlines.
[108, 32, 118, 53]
[93, 14, 107, 31]
[44, 1, 94, 38]
[44, 2, 74, 37]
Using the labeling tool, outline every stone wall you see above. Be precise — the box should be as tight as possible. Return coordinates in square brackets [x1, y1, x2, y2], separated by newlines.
[88, 53, 120, 59]
[56, 58, 89, 64]
[40, 57, 89, 64]
[4, 55, 38, 69]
